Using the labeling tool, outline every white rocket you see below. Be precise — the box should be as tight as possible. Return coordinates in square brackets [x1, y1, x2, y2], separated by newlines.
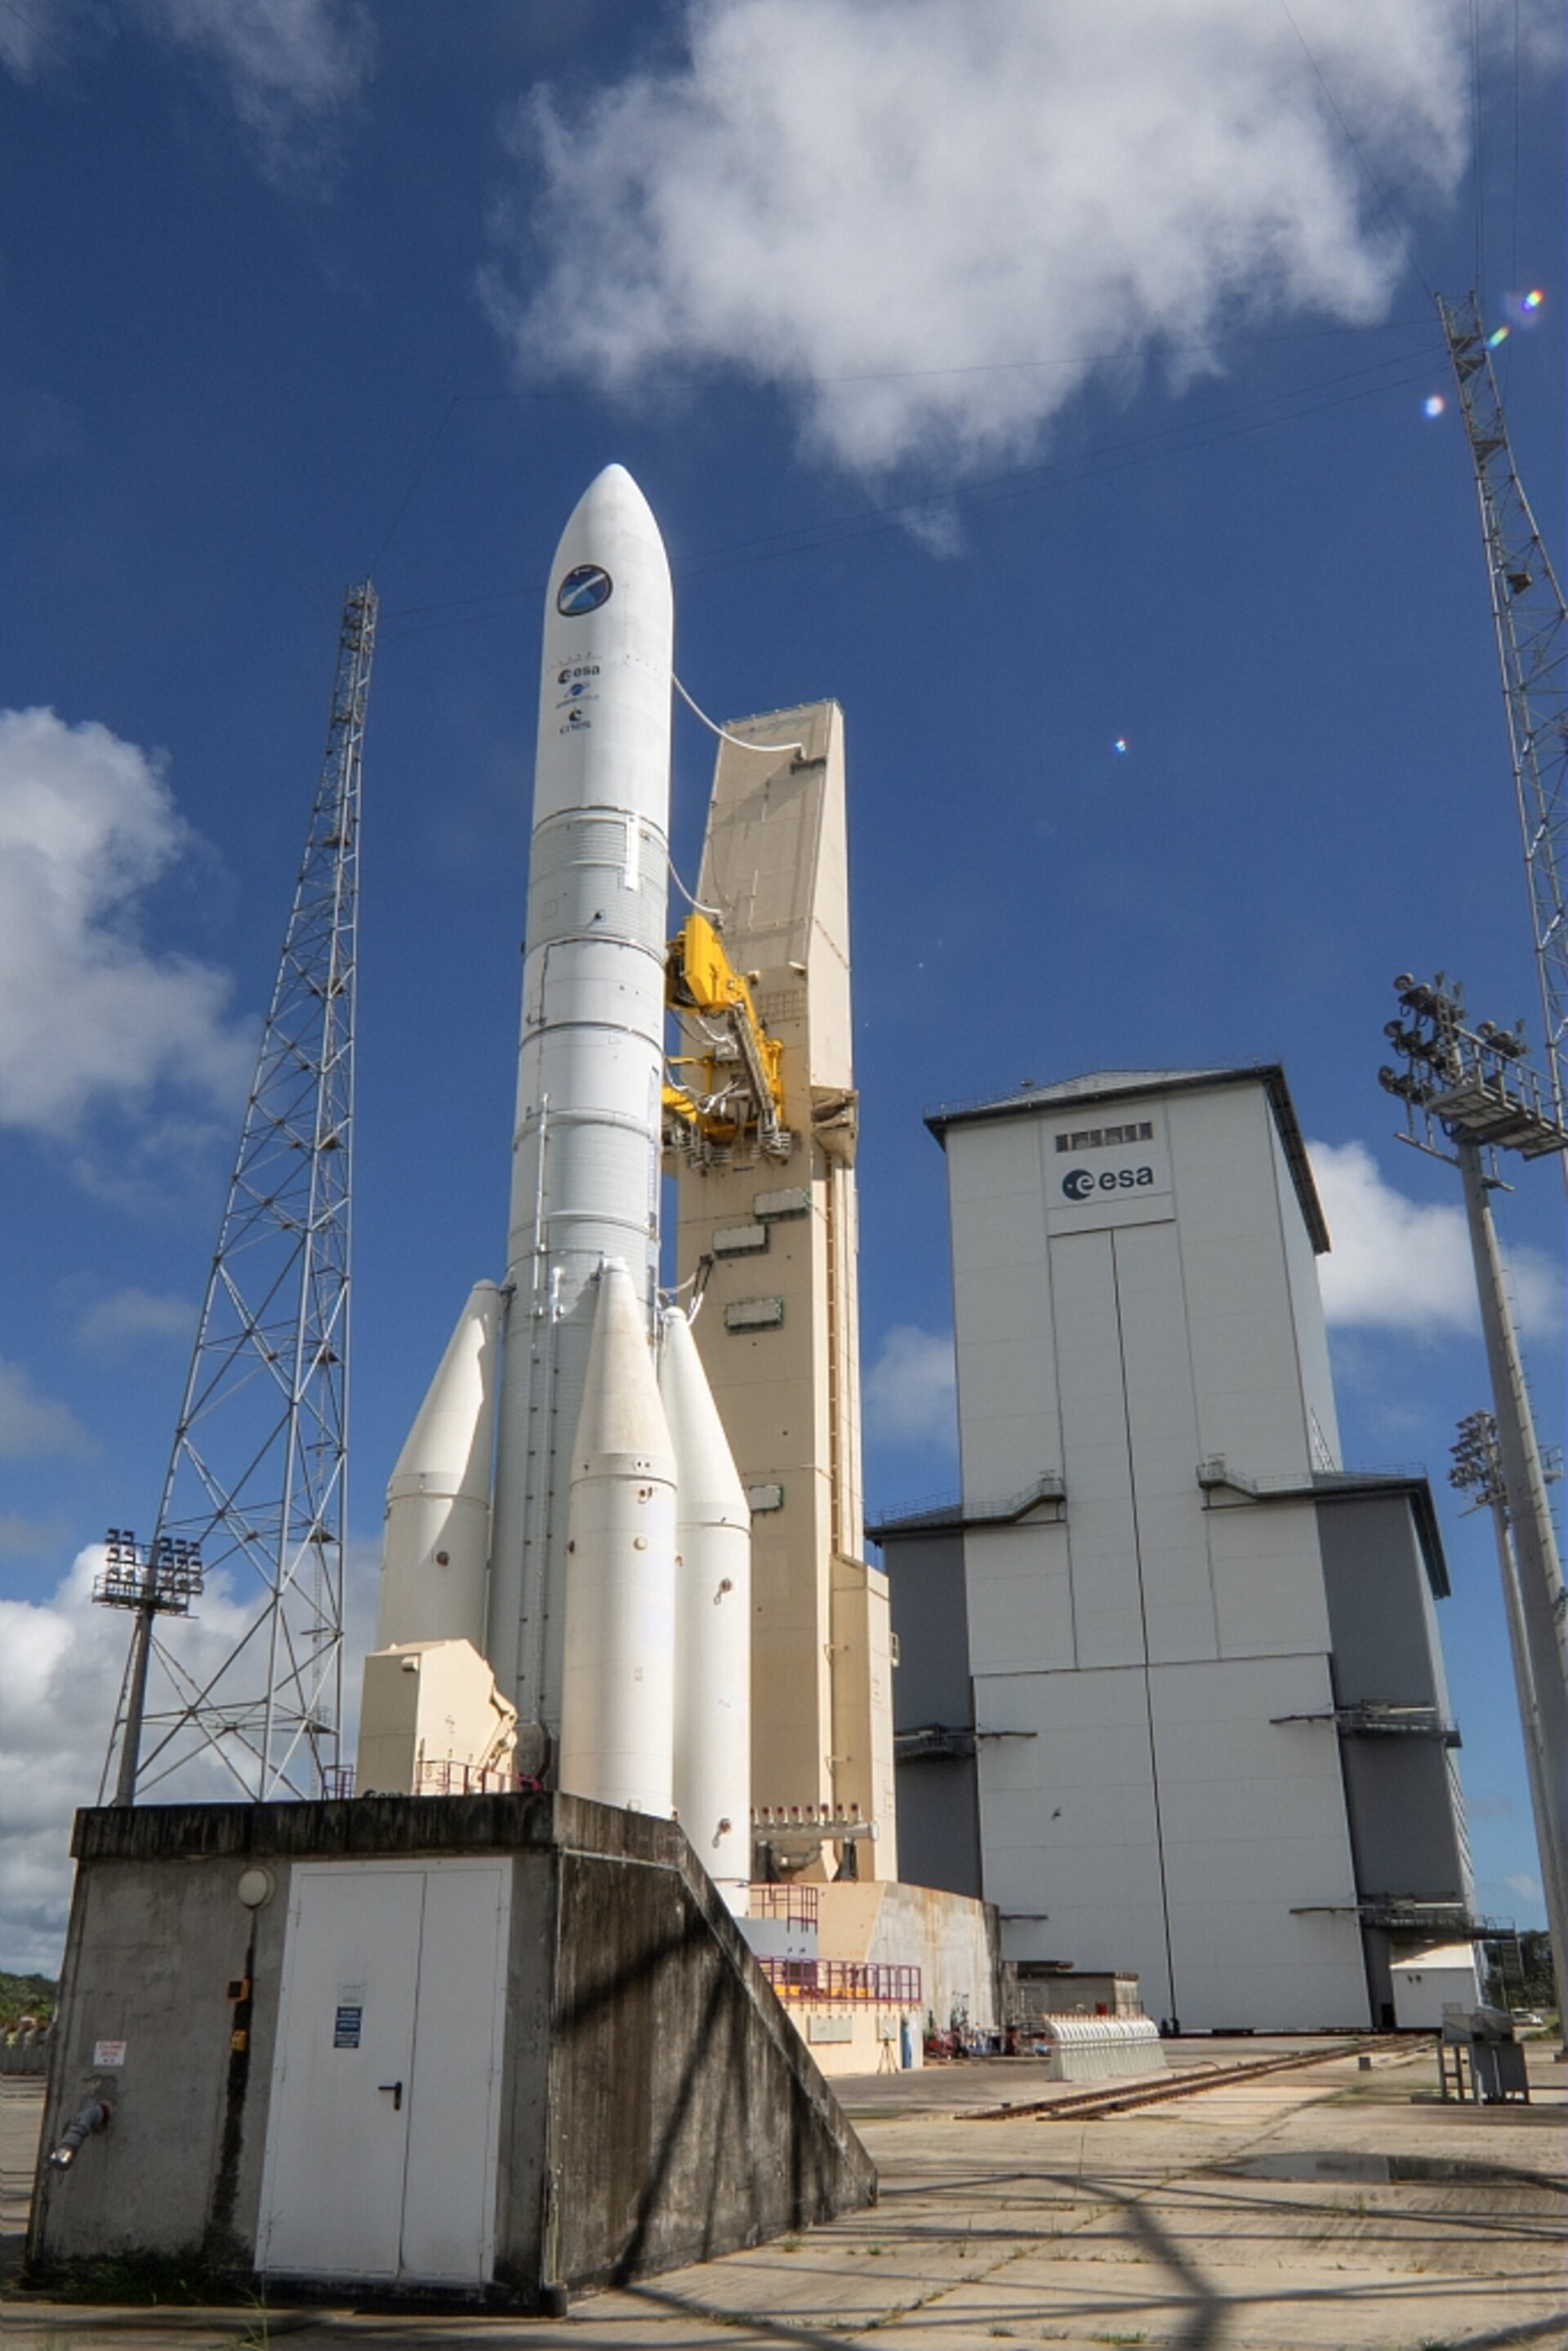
[485, 464, 675, 1747]
[359, 464, 751, 1884]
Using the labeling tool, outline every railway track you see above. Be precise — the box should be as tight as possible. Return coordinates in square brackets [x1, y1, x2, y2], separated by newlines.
[969, 2037, 1388, 2122]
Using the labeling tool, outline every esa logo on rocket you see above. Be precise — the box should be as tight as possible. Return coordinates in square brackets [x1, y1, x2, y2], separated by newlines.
[1062, 1165, 1156, 1200]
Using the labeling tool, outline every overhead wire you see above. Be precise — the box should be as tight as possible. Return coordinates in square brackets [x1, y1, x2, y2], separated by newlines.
[376, 341, 1444, 642]
[0, 0, 76, 71]
[361, 316, 1437, 609]
[1275, 0, 1441, 304]
[1471, 0, 1486, 293]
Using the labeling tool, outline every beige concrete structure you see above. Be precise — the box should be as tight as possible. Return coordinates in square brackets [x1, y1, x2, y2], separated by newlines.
[675, 702, 897, 1880]
[815, 1881, 1002, 2037]
[355, 1639, 516, 1796]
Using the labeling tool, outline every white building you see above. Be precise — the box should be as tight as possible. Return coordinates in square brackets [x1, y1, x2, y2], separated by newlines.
[875, 1067, 1474, 2033]
[1390, 1944, 1484, 2030]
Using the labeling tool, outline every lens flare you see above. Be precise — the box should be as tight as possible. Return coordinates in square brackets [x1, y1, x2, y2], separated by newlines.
[1112, 738, 1129, 755]
[1522, 288, 1544, 311]
[1487, 325, 1511, 349]
[1423, 394, 1446, 417]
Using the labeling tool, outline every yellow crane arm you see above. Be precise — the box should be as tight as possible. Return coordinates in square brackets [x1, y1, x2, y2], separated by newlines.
[664, 912, 791, 1158]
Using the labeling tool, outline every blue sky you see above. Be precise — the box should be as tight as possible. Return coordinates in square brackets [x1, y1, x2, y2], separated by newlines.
[0, 0, 1561, 1969]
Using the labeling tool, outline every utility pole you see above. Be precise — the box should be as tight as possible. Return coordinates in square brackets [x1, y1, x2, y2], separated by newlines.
[1382, 973, 1568, 2047]
[1451, 1412, 1568, 2048]
[1438, 294, 1568, 1164]
[100, 581, 376, 1806]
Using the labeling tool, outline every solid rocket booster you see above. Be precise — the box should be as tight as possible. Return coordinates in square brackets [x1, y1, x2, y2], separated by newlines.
[661, 1306, 752, 1908]
[374, 1280, 501, 1650]
[558, 1259, 678, 1812]
[486, 466, 675, 1743]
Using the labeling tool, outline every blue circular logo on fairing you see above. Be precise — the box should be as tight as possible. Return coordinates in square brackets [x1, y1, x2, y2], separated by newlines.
[556, 563, 613, 616]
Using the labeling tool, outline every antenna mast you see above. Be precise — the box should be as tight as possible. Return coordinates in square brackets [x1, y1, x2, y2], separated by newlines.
[100, 581, 377, 1803]
[1438, 293, 1568, 1153]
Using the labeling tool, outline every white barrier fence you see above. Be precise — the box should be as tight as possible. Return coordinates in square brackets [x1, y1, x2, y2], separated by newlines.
[1031, 2015, 1165, 2082]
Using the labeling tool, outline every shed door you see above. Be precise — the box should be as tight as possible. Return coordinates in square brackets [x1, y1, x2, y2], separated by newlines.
[258, 1860, 510, 2286]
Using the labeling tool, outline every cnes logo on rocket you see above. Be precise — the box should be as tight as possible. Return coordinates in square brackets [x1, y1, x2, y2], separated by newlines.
[1062, 1165, 1156, 1200]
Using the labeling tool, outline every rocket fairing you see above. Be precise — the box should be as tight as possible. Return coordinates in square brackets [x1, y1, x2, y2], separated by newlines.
[558, 1260, 679, 1814]
[485, 465, 675, 1747]
[662, 1307, 752, 1908]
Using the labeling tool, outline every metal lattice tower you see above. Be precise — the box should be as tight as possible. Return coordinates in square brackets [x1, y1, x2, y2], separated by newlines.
[1439, 293, 1568, 1148]
[100, 581, 376, 1804]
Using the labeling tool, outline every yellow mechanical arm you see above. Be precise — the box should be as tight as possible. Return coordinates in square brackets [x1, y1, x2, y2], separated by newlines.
[664, 912, 791, 1161]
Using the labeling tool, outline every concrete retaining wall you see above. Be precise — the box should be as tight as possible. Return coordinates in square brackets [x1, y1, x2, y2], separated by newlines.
[29, 1792, 874, 2307]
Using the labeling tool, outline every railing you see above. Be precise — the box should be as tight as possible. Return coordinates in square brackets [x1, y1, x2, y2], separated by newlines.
[0, 2028, 52, 2076]
[760, 1959, 921, 2007]
[322, 1762, 543, 1799]
[749, 1883, 820, 1930]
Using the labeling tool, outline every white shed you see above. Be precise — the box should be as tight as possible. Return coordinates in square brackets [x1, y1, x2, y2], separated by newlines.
[1390, 1943, 1483, 2029]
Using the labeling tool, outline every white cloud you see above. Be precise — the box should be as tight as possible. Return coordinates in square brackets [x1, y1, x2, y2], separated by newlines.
[0, 706, 251, 1147]
[0, 0, 373, 175]
[1502, 1869, 1544, 1908]
[865, 1322, 957, 1449]
[486, 0, 1529, 477]
[0, 1353, 89, 1459]
[147, 0, 375, 174]
[0, 1536, 379, 1973]
[74, 1286, 195, 1354]
[1309, 1138, 1560, 1342]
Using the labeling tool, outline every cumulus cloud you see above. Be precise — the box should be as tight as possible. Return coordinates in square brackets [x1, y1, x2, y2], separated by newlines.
[149, 0, 375, 174]
[0, 1536, 379, 1972]
[865, 1322, 957, 1449]
[1309, 1138, 1560, 1342]
[0, 707, 251, 1148]
[74, 1286, 196, 1355]
[486, 0, 1527, 477]
[0, 0, 373, 176]
[0, 1353, 89, 1459]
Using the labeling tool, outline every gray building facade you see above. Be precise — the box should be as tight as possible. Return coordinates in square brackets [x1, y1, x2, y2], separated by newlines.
[872, 1066, 1474, 2031]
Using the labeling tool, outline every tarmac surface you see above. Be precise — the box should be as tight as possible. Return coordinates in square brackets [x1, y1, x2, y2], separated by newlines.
[4, 2038, 1565, 2351]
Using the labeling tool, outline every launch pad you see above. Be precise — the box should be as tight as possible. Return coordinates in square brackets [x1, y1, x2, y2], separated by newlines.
[29, 1793, 874, 2308]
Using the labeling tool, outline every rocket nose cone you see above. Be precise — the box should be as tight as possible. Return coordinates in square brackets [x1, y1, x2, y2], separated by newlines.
[547, 464, 670, 631]
[556, 463, 664, 559]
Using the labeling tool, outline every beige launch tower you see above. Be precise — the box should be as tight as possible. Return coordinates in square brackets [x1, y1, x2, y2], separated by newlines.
[673, 701, 898, 1881]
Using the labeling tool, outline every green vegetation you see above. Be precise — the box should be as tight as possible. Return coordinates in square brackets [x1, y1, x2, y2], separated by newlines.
[0, 1972, 55, 2030]
[24, 2250, 244, 2305]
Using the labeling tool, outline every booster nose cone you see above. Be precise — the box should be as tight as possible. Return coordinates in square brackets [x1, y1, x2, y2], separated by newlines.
[375, 1280, 502, 1651]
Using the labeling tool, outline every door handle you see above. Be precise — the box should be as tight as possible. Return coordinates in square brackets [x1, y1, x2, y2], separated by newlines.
[377, 2080, 403, 2113]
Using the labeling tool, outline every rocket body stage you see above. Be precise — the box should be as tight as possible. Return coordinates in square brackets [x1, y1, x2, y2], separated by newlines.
[486, 466, 675, 1748]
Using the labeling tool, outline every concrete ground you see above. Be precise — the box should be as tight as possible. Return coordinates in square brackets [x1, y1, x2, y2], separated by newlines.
[4, 2041, 1565, 2351]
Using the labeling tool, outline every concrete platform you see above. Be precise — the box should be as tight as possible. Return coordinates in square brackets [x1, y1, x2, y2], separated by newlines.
[7, 2039, 1566, 2349]
[24, 1794, 874, 2306]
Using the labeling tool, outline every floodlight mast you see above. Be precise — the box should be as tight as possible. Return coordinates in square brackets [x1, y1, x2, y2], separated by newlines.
[1382, 973, 1568, 2046]
[1450, 1411, 1568, 2047]
[99, 581, 376, 1806]
[1438, 294, 1568, 1176]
